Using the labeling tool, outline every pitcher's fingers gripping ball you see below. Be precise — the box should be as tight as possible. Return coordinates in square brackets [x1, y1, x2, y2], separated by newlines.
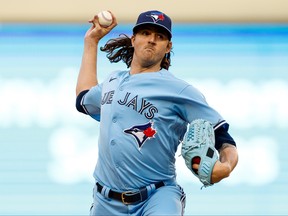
[181, 119, 218, 188]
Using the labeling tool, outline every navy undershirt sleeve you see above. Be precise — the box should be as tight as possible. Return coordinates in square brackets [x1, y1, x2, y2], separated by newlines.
[75, 90, 89, 114]
[214, 123, 236, 150]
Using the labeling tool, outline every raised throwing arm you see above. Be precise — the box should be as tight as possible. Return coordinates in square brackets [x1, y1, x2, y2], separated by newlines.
[76, 12, 117, 96]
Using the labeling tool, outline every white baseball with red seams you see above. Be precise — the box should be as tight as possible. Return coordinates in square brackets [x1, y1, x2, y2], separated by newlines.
[97, 11, 112, 27]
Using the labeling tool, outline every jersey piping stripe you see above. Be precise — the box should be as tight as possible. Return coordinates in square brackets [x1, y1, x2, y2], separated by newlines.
[214, 120, 227, 131]
[81, 94, 90, 115]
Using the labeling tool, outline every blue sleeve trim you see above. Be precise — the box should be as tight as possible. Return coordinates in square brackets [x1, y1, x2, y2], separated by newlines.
[214, 123, 236, 150]
[75, 90, 89, 114]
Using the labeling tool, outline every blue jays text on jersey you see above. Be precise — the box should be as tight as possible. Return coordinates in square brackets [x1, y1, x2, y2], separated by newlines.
[101, 90, 158, 119]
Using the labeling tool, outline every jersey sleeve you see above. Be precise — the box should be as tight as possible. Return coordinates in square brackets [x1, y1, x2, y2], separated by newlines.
[177, 84, 224, 125]
[177, 84, 236, 148]
[76, 83, 103, 121]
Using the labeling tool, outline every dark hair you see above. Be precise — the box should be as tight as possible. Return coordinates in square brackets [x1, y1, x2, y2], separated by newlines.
[100, 34, 172, 70]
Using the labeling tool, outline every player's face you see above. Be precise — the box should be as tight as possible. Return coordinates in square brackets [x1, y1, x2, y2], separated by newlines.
[131, 26, 172, 70]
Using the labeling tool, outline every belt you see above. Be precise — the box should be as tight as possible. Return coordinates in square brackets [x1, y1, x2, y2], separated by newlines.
[96, 181, 165, 205]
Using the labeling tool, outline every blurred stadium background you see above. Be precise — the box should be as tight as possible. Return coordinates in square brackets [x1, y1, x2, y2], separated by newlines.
[1, 0, 288, 215]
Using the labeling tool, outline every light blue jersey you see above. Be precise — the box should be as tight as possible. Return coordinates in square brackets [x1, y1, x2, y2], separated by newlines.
[81, 69, 225, 191]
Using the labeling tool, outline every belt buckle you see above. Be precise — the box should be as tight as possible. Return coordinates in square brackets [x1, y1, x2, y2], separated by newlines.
[121, 191, 136, 205]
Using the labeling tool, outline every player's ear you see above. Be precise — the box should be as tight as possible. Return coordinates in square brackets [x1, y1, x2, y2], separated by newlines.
[131, 35, 135, 47]
[166, 41, 172, 53]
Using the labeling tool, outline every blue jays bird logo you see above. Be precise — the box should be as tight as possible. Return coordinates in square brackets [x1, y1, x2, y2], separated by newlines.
[146, 12, 165, 23]
[124, 122, 157, 149]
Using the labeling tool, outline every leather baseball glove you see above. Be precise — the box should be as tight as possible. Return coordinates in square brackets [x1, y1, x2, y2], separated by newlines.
[181, 119, 218, 188]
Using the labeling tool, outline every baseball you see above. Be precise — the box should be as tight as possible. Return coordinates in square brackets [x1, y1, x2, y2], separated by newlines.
[97, 10, 113, 27]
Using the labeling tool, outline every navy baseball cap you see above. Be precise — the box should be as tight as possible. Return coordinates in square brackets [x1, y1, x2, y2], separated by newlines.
[133, 10, 172, 39]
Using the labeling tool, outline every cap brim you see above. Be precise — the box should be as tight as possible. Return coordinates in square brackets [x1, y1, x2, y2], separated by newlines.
[133, 22, 172, 39]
